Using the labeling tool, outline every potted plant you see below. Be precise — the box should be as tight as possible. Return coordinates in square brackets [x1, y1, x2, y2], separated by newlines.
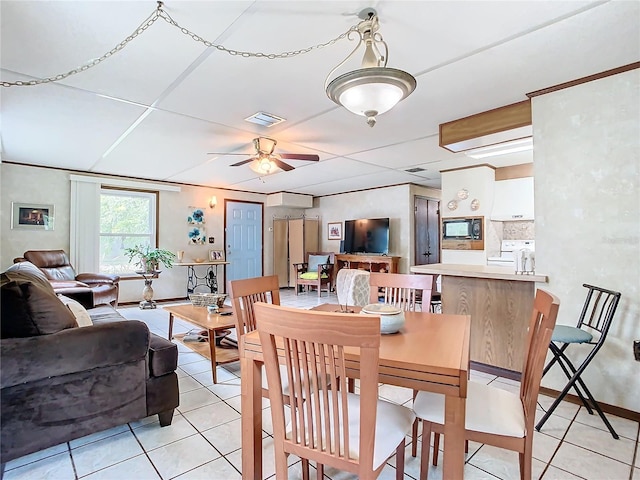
[125, 245, 176, 273]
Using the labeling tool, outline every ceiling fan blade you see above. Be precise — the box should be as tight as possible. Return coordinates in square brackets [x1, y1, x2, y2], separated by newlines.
[207, 152, 250, 156]
[230, 158, 254, 167]
[279, 153, 320, 161]
[272, 158, 295, 171]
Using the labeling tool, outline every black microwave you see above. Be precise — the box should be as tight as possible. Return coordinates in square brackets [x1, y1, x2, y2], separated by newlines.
[442, 217, 483, 240]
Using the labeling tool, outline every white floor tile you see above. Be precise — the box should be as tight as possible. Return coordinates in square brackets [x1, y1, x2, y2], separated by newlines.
[573, 407, 640, 441]
[147, 434, 221, 479]
[177, 351, 207, 366]
[69, 424, 130, 449]
[3, 452, 75, 480]
[551, 441, 632, 479]
[173, 456, 241, 479]
[4, 443, 68, 471]
[83, 453, 160, 480]
[177, 386, 222, 413]
[178, 359, 213, 376]
[206, 380, 242, 399]
[178, 374, 204, 393]
[71, 430, 144, 477]
[201, 418, 243, 455]
[541, 464, 585, 479]
[181, 401, 240, 431]
[563, 419, 637, 465]
[133, 414, 200, 451]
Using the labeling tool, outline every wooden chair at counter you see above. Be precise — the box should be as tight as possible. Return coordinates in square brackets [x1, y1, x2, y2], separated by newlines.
[254, 302, 415, 480]
[368, 272, 433, 312]
[411, 289, 560, 480]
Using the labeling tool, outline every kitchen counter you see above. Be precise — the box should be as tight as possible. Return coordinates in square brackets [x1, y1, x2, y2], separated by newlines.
[410, 263, 548, 283]
[411, 263, 549, 374]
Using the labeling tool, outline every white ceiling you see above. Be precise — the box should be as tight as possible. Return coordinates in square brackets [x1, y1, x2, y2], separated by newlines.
[1, 1, 638, 196]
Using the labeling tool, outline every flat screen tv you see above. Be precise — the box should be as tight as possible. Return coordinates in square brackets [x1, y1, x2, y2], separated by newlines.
[343, 217, 390, 254]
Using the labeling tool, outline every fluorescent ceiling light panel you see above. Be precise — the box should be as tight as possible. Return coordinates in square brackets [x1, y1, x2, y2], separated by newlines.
[464, 137, 533, 159]
[244, 112, 286, 127]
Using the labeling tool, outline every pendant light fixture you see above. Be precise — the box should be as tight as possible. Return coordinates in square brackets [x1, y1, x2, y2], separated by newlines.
[325, 9, 416, 127]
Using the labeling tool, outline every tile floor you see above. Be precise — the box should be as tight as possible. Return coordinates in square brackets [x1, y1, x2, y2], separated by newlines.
[4, 289, 639, 480]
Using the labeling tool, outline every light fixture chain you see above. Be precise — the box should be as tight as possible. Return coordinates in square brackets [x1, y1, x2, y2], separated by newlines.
[1, 3, 357, 87]
[156, 9, 356, 59]
[1, 8, 162, 87]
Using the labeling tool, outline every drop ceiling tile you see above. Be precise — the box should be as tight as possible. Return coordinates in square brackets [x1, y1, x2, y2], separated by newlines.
[0, 79, 146, 170]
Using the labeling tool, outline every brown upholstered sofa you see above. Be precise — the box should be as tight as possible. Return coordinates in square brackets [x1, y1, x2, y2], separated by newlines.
[0, 261, 179, 466]
[15, 250, 120, 307]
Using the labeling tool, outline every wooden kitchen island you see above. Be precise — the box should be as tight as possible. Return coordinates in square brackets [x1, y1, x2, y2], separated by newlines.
[410, 263, 548, 375]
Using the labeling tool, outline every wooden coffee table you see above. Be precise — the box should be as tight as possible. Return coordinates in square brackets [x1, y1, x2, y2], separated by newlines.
[164, 304, 238, 383]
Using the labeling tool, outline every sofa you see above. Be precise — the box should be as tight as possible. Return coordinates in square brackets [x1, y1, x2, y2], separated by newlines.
[16, 249, 120, 307]
[0, 261, 179, 466]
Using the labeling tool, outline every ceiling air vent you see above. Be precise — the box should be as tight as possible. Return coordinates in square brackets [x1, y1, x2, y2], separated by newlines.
[244, 112, 286, 128]
[405, 167, 426, 173]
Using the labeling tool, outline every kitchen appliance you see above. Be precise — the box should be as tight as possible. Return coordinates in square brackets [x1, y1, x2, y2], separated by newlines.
[487, 240, 535, 268]
[442, 216, 484, 251]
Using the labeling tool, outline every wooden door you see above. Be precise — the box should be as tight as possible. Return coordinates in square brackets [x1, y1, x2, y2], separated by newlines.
[414, 196, 440, 266]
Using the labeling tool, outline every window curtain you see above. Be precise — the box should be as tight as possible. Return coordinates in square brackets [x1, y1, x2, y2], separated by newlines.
[70, 176, 101, 273]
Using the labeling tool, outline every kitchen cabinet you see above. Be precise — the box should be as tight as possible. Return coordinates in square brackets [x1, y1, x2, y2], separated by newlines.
[491, 177, 534, 221]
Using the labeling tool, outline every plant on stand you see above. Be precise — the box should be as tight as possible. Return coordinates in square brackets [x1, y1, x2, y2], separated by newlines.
[124, 245, 176, 273]
[125, 245, 176, 310]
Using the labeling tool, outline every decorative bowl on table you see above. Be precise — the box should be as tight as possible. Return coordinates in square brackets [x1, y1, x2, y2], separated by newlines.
[189, 293, 227, 308]
[361, 303, 405, 334]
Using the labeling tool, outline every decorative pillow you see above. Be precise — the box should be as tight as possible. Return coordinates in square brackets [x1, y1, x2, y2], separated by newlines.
[299, 272, 328, 280]
[58, 295, 93, 327]
[307, 255, 330, 273]
[1, 268, 77, 338]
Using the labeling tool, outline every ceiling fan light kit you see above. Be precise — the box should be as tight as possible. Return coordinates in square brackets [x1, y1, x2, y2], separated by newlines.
[325, 10, 416, 127]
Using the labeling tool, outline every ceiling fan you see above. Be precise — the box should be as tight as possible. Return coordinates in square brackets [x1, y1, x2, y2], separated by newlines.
[208, 137, 319, 174]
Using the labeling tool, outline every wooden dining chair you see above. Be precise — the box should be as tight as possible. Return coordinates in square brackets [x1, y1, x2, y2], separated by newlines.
[228, 275, 281, 399]
[368, 272, 433, 311]
[411, 289, 560, 480]
[228, 275, 281, 338]
[254, 302, 415, 480]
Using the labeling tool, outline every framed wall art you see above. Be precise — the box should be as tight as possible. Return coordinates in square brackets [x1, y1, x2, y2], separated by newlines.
[11, 203, 55, 230]
[187, 206, 206, 225]
[327, 222, 342, 240]
[188, 226, 207, 245]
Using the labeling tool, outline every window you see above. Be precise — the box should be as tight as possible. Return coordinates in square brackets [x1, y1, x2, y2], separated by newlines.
[99, 188, 158, 274]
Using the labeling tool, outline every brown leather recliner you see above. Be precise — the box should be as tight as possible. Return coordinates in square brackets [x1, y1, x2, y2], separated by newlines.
[19, 250, 119, 307]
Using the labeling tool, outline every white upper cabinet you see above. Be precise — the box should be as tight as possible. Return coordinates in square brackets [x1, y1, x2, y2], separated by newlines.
[490, 177, 535, 221]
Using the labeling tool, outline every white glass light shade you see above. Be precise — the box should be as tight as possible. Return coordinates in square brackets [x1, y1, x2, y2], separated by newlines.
[326, 67, 416, 118]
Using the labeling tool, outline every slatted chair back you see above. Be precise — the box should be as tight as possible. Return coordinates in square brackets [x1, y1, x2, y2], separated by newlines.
[519, 289, 561, 430]
[368, 272, 433, 312]
[576, 284, 621, 340]
[228, 275, 280, 337]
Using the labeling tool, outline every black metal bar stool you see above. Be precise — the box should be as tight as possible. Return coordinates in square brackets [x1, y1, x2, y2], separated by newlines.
[536, 283, 622, 439]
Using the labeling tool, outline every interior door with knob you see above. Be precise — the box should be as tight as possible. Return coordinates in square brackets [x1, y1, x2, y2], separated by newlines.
[225, 200, 263, 285]
[414, 196, 440, 266]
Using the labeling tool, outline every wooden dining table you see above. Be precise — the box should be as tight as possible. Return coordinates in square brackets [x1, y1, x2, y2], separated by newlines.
[239, 303, 471, 479]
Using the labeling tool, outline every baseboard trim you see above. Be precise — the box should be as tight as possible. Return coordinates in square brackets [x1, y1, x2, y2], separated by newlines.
[538, 387, 640, 423]
[470, 361, 521, 381]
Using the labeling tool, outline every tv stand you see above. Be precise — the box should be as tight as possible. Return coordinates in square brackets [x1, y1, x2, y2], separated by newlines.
[335, 254, 400, 285]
